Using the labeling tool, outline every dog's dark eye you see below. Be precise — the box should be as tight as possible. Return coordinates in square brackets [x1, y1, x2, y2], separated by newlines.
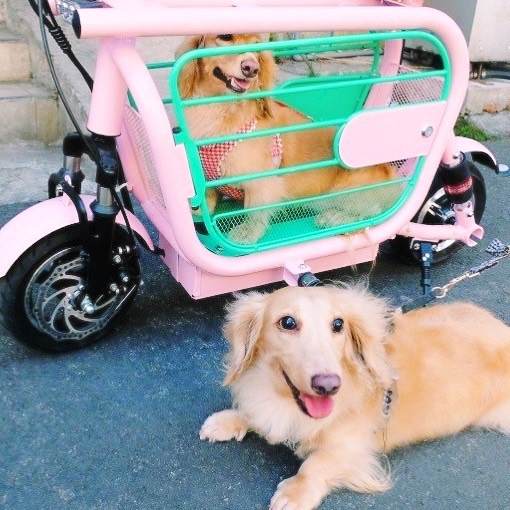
[279, 316, 297, 331]
[332, 318, 344, 333]
[217, 34, 234, 42]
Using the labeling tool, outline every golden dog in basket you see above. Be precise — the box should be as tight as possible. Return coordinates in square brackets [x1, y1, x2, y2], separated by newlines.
[176, 34, 395, 244]
[200, 284, 510, 510]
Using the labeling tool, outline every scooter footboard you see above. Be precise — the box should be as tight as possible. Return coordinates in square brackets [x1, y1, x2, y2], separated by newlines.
[124, 28, 460, 258]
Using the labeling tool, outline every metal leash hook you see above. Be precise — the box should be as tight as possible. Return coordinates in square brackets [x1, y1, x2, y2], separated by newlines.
[432, 238, 510, 300]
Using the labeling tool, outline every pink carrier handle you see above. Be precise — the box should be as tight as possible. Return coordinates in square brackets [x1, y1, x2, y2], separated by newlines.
[46, 0, 425, 17]
[67, 5, 450, 41]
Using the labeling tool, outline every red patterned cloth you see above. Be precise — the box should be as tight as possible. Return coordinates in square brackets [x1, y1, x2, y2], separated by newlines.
[198, 119, 283, 201]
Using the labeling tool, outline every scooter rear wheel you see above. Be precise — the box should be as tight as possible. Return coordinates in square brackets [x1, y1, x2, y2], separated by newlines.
[0, 224, 140, 351]
[390, 162, 486, 265]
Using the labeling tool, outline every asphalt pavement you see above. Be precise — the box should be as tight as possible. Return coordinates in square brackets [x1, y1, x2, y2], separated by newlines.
[1, 140, 510, 510]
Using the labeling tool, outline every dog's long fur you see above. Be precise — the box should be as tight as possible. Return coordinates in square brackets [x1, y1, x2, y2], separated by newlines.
[200, 284, 510, 510]
[176, 34, 395, 243]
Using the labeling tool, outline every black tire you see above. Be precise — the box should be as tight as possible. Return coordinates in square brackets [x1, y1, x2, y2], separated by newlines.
[0, 224, 140, 351]
[390, 162, 486, 265]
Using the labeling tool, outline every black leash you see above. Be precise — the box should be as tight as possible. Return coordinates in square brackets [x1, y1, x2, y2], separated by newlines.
[297, 239, 510, 314]
[399, 238, 510, 313]
[431, 238, 510, 299]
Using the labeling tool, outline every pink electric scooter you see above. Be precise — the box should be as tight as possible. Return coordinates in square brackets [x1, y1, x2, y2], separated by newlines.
[0, 0, 502, 350]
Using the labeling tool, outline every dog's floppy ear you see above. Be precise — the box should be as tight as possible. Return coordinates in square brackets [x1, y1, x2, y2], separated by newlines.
[175, 35, 204, 99]
[341, 287, 393, 388]
[257, 50, 277, 117]
[175, 34, 205, 58]
[222, 291, 268, 386]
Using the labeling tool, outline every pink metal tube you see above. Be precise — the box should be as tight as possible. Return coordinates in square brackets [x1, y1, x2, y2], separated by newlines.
[104, 0, 423, 8]
[75, 7, 464, 42]
[87, 39, 131, 136]
[116, 121, 151, 204]
[364, 38, 403, 108]
[109, 0, 380, 8]
[397, 219, 484, 248]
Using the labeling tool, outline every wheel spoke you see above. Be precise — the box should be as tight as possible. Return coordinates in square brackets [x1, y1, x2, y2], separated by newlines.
[63, 310, 83, 335]
[40, 285, 75, 309]
[47, 296, 69, 330]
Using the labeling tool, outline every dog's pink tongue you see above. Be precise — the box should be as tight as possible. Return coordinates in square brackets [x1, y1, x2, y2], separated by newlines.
[232, 77, 251, 91]
[299, 393, 334, 419]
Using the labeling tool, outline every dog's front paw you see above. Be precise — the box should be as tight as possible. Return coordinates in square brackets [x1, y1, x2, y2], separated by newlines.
[199, 409, 248, 442]
[315, 207, 358, 228]
[227, 221, 265, 245]
[269, 475, 324, 510]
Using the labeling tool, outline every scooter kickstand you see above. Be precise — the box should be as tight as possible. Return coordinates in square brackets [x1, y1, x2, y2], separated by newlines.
[400, 241, 438, 313]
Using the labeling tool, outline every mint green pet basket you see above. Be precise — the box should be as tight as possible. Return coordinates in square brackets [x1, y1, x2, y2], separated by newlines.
[141, 30, 451, 256]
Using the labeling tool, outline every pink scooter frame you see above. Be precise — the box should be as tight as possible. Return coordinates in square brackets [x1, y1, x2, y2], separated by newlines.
[0, 0, 497, 299]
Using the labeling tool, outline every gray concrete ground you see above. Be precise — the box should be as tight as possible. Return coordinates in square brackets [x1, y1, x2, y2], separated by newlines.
[1, 138, 510, 510]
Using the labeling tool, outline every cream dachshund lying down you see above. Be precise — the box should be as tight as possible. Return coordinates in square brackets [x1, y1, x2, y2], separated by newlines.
[176, 34, 395, 244]
[200, 284, 510, 510]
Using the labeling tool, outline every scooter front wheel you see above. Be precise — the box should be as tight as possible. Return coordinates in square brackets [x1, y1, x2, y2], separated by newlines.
[0, 224, 140, 351]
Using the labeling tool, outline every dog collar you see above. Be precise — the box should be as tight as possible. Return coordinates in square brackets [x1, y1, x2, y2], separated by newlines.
[381, 371, 399, 453]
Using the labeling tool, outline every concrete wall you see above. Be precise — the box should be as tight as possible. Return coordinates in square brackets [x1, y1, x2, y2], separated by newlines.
[3, 0, 182, 135]
[424, 0, 510, 62]
[3, 0, 97, 133]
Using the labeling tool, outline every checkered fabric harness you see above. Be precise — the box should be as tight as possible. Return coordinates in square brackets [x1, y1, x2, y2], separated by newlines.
[198, 119, 283, 200]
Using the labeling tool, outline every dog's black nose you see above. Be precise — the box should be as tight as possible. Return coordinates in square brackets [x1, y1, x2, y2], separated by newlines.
[311, 374, 341, 396]
[241, 58, 259, 78]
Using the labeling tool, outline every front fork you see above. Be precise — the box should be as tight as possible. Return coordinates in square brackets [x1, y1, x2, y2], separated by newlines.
[49, 132, 137, 308]
[86, 134, 122, 299]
